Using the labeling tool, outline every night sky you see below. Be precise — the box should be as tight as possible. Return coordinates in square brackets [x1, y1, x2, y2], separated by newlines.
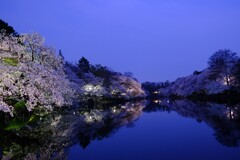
[1, 0, 240, 82]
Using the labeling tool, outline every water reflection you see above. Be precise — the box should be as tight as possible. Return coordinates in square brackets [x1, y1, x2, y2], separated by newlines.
[0, 101, 146, 159]
[78, 101, 145, 149]
[146, 99, 240, 147]
[143, 99, 171, 113]
[1, 99, 240, 159]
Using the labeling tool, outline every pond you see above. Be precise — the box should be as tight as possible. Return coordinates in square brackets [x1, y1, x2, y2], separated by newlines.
[1, 99, 240, 160]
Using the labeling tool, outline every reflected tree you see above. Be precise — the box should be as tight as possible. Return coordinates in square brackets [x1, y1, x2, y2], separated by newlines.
[214, 127, 240, 147]
[2, 99, 240, 159]
[78, 134, 91, 149]
[143, 99, 171, 113]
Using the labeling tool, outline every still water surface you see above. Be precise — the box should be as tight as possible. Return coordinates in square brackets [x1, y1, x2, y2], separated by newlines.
[1, 99, 240, 159]
[68, 100, 240, 160]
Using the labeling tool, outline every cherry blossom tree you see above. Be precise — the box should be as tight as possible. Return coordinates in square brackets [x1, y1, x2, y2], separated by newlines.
[0, 31, 75, 116]
[208, 49, 239, 86]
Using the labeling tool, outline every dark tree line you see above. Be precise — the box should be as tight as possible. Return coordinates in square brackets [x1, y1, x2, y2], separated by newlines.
[67, 56, 123, 88]
[0, 19, 18, 36]
[142, 81, 170, 96]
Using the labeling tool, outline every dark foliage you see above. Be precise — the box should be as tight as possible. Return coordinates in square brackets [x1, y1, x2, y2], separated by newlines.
[142, 81, 170, 97]
[90, 64, 115, 87]
[0, 19, 18, 36]
[78, 56, 90, 73]
[232, 59, 240, 89]
[187, 90, 240, 104]
[193, 70, 202, 75]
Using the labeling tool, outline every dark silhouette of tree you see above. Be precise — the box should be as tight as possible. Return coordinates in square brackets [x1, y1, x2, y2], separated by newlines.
[91, 64, 113, 77]
[91, 64, 113, 87]
[58, 49, 65, 67]
[0, 19, 18, 36]
[208, 49, 238, 85]
[193, 70, 202, 75]
[124, 72, 133, 77]
[163, 80, 170, 87]
[232, 59, 240, 89]
[59, 49, 64, 60]
[141, 81, 164, 96]
[78, 56, 90, 74]
[78, 134, 91, 149]
[214, 128, 240, 147]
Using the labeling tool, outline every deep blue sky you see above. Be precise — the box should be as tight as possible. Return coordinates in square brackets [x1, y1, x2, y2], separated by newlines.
[1, 0, 240, 82]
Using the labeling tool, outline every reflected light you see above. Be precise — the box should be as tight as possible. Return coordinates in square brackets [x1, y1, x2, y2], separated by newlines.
[153, 91, 160, 94]
[153, 100, 161, 103]
[226, 109, 238, 120]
